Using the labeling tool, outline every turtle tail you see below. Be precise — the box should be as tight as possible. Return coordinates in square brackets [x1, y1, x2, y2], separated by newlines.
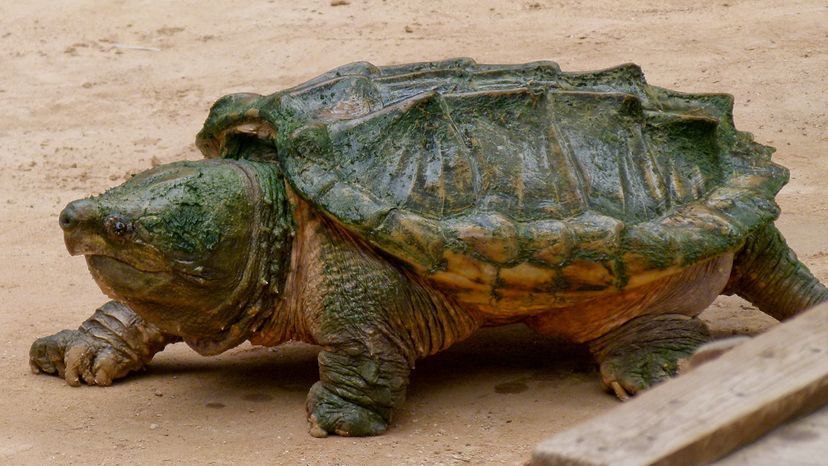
[725, 223, 828, 320]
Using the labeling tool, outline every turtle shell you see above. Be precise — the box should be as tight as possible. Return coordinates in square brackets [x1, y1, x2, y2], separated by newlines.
[195, 58, 787, 310]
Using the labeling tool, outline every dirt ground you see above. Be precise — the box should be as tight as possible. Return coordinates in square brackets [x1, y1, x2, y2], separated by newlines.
[1, 0, 825, 464]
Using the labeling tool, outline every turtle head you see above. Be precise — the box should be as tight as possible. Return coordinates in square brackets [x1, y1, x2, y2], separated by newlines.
[59, 159, 292, 344]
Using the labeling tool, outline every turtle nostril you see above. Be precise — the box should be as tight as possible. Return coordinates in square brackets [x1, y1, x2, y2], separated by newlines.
[58, 209, 75, 230]
[59, 199, 96, 232]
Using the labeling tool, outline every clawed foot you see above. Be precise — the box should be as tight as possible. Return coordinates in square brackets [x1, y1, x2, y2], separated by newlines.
[590, 314, 710, 401]
[598, 346, 694, 400]
[30, 329, 144, 386]
[30, 301, 176, 387]
[306, 382, 389, 437]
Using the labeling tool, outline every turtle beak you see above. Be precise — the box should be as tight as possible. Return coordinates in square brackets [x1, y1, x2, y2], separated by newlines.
[59, 199, 106, 256]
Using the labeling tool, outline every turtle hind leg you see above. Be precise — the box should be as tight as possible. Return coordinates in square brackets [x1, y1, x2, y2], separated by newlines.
[726, 223, 828, 321]
[588, 314, 710, 400]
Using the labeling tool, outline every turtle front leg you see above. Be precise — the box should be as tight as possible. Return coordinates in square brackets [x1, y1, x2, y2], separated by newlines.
[588, 314, 710, 400]
[299, 219, 479, 437]
[30, 300, 180, 386]
[302, 254, 424, 437]
[304, 267, 477, 437]
[306, 342, 410, 437]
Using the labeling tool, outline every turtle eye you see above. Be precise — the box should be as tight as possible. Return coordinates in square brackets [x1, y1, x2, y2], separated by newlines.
[105, 214, 134, 238]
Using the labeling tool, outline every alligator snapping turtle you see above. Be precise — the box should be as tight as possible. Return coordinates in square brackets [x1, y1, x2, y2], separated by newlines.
[30, 59, 828, 437]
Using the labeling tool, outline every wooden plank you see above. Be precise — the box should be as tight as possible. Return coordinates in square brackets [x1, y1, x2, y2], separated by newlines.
[532, 302, 828, 466]
[714, 403, 828, 466]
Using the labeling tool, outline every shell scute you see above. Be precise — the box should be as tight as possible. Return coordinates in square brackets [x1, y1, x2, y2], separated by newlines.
[444, 212, 520, 265]
[549, 91, 666, 222]
[372, 209, 444, 272]
[282, 76, 381, 122]
[326, 91, 478, 218]
[518, 219, 569, 266]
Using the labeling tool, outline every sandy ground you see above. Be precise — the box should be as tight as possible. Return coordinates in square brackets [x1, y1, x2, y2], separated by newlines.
[1, 1, 826, 464]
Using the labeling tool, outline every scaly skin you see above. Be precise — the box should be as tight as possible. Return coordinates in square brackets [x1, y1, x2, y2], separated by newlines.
[281, 201, 480, 436]
[30, 301, 179, 386]
[588, 314, 710, 399]
[726, 223, 828, 320]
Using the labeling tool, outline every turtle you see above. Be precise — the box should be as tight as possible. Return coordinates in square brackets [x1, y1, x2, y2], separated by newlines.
[30, 58, 828, 437]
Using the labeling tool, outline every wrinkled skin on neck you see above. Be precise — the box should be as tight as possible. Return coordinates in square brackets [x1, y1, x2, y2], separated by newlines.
[60, 159, 291, 349]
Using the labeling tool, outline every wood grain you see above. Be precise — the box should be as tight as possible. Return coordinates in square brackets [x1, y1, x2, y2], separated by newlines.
[532, 302, 828, 466]
[715, 403, 828, 466]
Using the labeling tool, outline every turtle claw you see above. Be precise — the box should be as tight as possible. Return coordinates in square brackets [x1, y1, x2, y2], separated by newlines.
[597, 344, 689, 398]
[609, 381, 630, 401]
[307, 416, 329, 438]
[30, 330, 78, 382]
